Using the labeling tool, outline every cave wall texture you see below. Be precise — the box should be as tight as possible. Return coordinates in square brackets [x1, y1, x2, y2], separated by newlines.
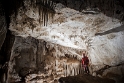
[0, 1, 7, 50]
[0, 0, 124, 83]
[8, 36, 82, 83]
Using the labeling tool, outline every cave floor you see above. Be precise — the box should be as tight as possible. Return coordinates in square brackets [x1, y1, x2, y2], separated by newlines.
[59, 74, 116, 83]
[8, 73, 121, 83]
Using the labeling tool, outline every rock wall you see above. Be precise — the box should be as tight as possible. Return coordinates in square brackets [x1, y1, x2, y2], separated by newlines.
[6, 0, 124, 83]
[8, 35, 124, 83]
[0, 1, 7, 50]
[8, 36, 82, 83]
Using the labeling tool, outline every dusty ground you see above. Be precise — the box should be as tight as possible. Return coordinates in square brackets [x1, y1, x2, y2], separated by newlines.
[59, 74, 115, 83]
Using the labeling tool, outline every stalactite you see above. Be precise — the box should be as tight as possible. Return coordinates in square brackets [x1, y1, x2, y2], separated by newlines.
[7, 36, 87, 82]
[9, 0, 55, 27]
[36, 0, 55, 26]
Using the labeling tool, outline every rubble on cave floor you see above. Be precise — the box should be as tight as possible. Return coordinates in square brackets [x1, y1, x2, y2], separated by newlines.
[59, 74, 115, 83]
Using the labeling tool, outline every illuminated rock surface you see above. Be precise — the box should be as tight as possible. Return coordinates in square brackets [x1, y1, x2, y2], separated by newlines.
[0, 0, 124, 83]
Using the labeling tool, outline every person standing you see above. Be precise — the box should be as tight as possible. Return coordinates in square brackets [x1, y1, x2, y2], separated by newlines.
[82, 51, 90, 74]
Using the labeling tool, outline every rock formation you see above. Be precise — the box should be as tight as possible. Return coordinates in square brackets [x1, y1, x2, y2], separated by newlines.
[0, 0, 124, 83]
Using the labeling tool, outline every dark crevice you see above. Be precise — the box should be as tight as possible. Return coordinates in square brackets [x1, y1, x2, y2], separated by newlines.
[95, 62, 124, 76]
[0, 30, 15, 62]
[95, 24, 124, 36]
[0, 30, 15, 83]
[95, 65, 111, 76]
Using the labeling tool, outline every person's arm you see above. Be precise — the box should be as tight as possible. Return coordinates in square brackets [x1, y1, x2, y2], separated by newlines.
[82, 58, 84, 65]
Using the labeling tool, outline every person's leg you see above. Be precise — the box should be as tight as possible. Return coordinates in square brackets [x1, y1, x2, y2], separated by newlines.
[86, 66, 90, 74]
[82, 65, 84, 74]
[83, 65, 87, 74]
